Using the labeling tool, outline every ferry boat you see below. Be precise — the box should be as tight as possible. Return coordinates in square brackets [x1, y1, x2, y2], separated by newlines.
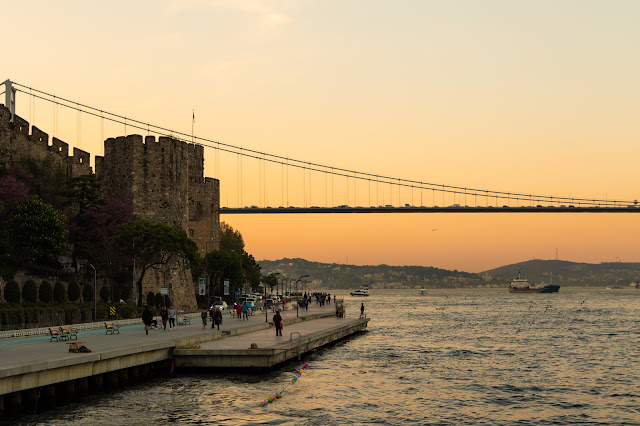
[350, 286, 370, 296]
[509, 269, 560, 293]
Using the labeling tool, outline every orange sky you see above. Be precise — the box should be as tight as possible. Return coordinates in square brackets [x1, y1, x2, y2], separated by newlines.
[4, 1, 640, 272]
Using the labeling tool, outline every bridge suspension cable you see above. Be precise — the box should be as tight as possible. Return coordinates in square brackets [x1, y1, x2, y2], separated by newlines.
[8, 80, 635, 208]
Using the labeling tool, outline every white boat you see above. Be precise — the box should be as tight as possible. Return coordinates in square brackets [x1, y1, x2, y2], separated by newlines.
[350, 288, 370, 296]
[420, 289, 427, 295]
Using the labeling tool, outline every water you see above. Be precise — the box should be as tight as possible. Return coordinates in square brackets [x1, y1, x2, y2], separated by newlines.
[19, 288, 640, 425]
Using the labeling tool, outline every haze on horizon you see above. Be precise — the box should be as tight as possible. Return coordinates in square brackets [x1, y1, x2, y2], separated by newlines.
[4, 0, 640, 273]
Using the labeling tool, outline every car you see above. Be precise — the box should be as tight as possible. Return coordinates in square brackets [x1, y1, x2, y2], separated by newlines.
[244, 300, 257, 311]
[213, 301, 228, 311]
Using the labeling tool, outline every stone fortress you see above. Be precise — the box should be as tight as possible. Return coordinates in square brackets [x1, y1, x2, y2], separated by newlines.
[0, 105, 220, 311]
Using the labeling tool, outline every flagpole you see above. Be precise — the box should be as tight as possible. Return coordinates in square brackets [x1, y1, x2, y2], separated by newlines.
[191, 109, 194, 143]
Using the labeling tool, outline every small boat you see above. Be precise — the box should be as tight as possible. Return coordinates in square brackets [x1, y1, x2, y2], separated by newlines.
[509, 269, 560, 293]
[350, 287, 370, 296]
[630, 281, 640, 288]
[420, 289, 427, 295]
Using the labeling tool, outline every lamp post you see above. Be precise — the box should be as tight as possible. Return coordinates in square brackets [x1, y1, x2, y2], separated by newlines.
[89, 264, 97, 322]
[296, 275, 309, 296]
[266, 272, 280, 322]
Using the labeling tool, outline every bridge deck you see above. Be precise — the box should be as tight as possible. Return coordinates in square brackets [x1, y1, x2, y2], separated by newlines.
[221, 206, 640, 214]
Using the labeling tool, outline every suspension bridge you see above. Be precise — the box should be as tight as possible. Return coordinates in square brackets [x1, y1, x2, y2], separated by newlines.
[3, 79, 638, 214]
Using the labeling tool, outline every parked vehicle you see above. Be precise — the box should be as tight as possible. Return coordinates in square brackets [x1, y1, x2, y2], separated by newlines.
[213, 301, 228, 311]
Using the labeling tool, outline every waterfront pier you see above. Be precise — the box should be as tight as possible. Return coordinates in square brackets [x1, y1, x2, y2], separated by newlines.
[0, 303, 368, 415]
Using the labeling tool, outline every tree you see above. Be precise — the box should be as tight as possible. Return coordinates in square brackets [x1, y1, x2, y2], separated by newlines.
[53, 281, 67, 303]
[63, 174, 103, 213]
[205, 249, 244, 298]
[82, 283, 94, 302]
[220, 222, 245, 252]
[155, 292, 164, 308]
[146, 291, 155, 307]
[113, 219, 199, 306]
[68, 281, 81, 302]
[8, 196, 69, 268]
[100, 286, 110, 303]
[39, 280, 53, 302]
[4, 280, 21, 303]
[22, 279, 37, 303]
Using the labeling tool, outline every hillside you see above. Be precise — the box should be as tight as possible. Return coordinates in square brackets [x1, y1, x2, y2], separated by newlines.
[482, 259, 640, 287]
[257, 258, 640, 289]
[257, 258, 483, 289]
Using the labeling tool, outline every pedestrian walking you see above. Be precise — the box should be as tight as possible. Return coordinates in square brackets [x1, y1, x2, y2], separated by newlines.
[142, 306, 153, 335]
[213, 308, 223, 330]
[160, 306, 169, 330]
[242, 301, 249, 320]
[209, 305, 215, 329]
[168, 306, 176, 330]
[360, 303, 365, 318]
[201, 308, 208, 329]
[235, 303, 242, 319]
[273, 310, 283, 336]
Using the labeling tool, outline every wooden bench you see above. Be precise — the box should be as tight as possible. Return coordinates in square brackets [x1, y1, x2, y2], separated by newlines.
[60, 326, 78, 340]
[49, 327, 62, 342]
[105, 321, 120, 335]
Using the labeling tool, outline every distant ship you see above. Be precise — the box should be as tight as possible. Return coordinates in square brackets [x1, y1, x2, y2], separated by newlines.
[350, 286, 370, 296]
[509, 269, 560, 293]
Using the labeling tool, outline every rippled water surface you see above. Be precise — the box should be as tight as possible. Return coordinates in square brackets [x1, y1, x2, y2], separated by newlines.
[22, 288, 640, 425]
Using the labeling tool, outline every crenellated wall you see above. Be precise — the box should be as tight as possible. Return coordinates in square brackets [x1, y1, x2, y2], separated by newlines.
[0, 104, 221, 311]
[0, 105, 93, 177]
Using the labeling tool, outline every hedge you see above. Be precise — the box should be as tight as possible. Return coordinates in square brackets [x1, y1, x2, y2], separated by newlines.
[22, 280, 37, 303]
[4, 280, 21, 304]
[53, 281, 67, 303]
[39, 280, 53, 302]
[68, 281, 81, 302]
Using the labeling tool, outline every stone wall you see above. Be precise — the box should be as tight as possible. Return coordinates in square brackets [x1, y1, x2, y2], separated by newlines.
[0, 106, 92, 177]
[0, 105, 221, 311]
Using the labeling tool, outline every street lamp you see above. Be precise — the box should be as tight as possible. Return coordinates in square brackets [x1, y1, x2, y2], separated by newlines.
[88, 264, 97, 322]
[265, 272, 280, 323]
[296, 275, 309, 297]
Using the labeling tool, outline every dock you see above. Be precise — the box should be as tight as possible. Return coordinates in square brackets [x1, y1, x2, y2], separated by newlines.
[0, 303, 369, 415]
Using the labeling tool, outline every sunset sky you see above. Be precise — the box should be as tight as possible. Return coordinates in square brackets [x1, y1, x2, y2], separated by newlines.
[4, 1, 640, 272]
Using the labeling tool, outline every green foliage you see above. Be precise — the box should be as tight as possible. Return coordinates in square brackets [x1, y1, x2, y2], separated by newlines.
[63, 174, 103, 212]
[114, 218, 199, 306]
[112, 283, 121, 302]
[155, 292, 164, 308]
[82, 283, 94, 302]
[120, 282, 131, 301]
[39, 280, 53, 302]
[99, 286, 110, 303]
[53, 281, 67, 303]
[220, 222, 245, 253]
[21, 279, 37, 303]
[4, 280, 21, 303]
[8, 196, 69, 268]
[146, 291, 155, 307]
[68, 281, 81, 302]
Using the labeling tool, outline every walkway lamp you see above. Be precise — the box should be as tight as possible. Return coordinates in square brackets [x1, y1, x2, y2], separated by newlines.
[88, 264, 97, 322]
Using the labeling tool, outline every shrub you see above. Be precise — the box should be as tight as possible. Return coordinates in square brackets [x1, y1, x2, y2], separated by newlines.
[99, 285, 110, 303]
[39, 280, 53, 302]
[53, 281, 67, 303]
[120, 283, 131, 301]
[4, 280, 21, 303]
[112, 283, 121, 302]
[22, 279, 37, 303]
[82, 283, 94, 302]
[146, 291, 155, 307]
[68, 281, 81, 302]
[155, 293, 164, 308]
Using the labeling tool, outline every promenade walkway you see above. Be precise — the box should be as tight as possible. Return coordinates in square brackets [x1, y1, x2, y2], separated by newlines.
[0, 302, 338, 372]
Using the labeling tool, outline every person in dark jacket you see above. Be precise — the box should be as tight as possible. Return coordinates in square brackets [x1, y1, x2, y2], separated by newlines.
[273, 310, 283, 336]
[160, 306, 169, 330]
[213, 308, 223, 330]
[142, 306, 153, 335]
